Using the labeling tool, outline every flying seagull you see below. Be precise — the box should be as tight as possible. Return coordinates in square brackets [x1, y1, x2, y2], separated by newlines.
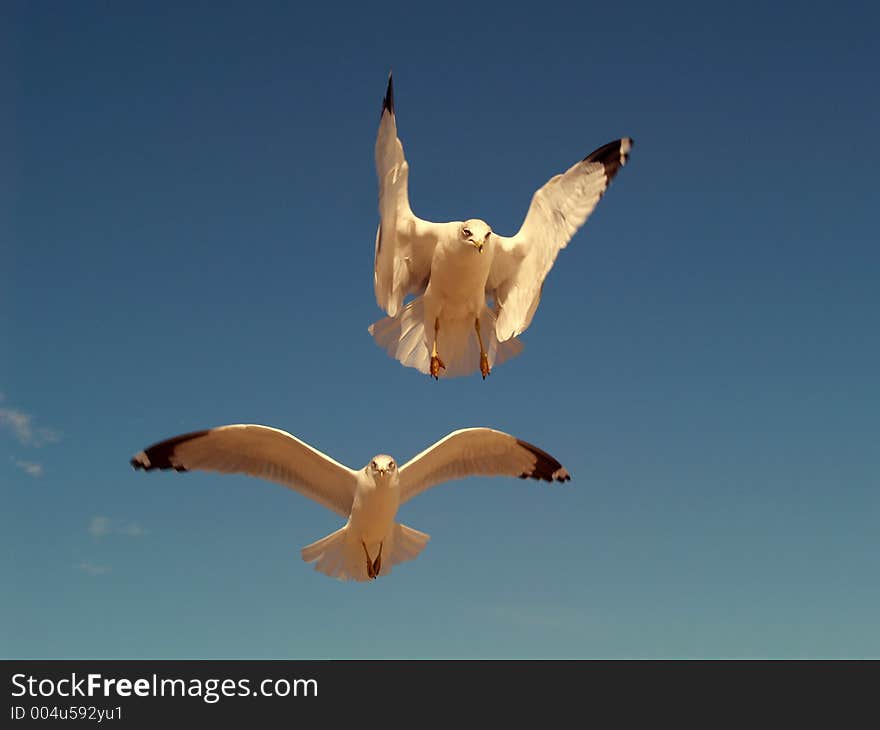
[130, 425, 570, 581]
[370, 73, 633, 379]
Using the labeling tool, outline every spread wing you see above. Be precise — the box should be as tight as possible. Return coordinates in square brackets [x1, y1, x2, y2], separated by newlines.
[398, 428, 570, 505]
[487, 138, 633, 340]
[130, 424, 359, 517]
[373, 73, 441, 317]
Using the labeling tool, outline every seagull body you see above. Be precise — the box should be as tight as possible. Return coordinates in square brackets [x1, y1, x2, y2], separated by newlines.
[131, 425, 570, 582]
[369, 73, 633, 379]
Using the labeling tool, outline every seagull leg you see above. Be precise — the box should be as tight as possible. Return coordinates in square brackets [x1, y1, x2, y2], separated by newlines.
[475, 317, 490, 379]
[362, 540, 377, 580]
[371, 542, 383, 578]
[430, 317, 446, 380]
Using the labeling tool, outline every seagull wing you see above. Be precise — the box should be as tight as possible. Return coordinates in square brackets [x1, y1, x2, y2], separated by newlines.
[487, 138, 633, 340]
[398, 428, 570, 505]
[374, 73, 441, 317]
[130, 424, 359, 517]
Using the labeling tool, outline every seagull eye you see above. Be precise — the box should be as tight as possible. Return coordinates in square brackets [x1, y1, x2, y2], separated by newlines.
[462, 228, 471, 238]
[388, 461, 395, 470]
[371, 460, 377, 470]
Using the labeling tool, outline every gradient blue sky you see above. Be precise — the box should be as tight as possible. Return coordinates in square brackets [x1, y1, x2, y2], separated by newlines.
[2, 1, 878, 658]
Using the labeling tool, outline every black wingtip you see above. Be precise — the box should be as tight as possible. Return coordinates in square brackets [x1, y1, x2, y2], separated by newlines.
[381, 72, 394, 117]
[583, 137, 633, 185]
[129, 429, 210, 473]
[516, 439, 572, 483]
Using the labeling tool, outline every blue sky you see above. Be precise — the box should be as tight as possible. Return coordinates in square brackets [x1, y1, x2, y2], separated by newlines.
[2, 1, 878, 658]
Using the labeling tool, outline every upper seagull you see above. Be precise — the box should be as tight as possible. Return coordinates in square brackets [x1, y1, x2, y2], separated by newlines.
[369, 73, 633, 379]
[130, 424, 570, 582]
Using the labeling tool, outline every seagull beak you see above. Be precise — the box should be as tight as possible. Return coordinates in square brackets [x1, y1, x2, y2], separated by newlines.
[470, 240, 484, 253]
[378, 468, 386, 476]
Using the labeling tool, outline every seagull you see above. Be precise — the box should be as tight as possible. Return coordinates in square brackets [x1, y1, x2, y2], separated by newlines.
[130, 424, 570, 582]
[369, 73, 633, 379]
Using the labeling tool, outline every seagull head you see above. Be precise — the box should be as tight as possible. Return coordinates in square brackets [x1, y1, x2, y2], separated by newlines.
[460, 219, 492, 253]
[369, 454, 397, 480]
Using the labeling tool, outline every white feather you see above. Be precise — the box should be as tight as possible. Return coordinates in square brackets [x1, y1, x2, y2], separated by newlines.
[301, 522, 431, 582]
[373, 77, 439, 317]
[130, 424, 358, 516]
[488, 137, 634, 340]
[399, 428, 570, 504]
[368, 299, 524, 378]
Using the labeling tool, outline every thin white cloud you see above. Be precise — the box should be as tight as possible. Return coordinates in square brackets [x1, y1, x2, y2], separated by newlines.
[88, 515, 148, 538]
[76, 562, 110, 576]
[15, 460, 44, 477]
[0, 398, 60, 447]
[88, 515, 111, 537]
[118, 523, 147, 537]
[0, 408, 34, 443]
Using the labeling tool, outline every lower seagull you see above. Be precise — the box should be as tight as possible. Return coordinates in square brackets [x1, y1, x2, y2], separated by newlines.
[131, 425, 570, 581]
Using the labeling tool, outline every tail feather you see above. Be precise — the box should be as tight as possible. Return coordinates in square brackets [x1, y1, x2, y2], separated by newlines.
[369, 298, 430, 373]
[380, 523, 431, 575]
[300, 525, 365, 582]
[300, 522, 431, 582]
[369, 297, 524, 378]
